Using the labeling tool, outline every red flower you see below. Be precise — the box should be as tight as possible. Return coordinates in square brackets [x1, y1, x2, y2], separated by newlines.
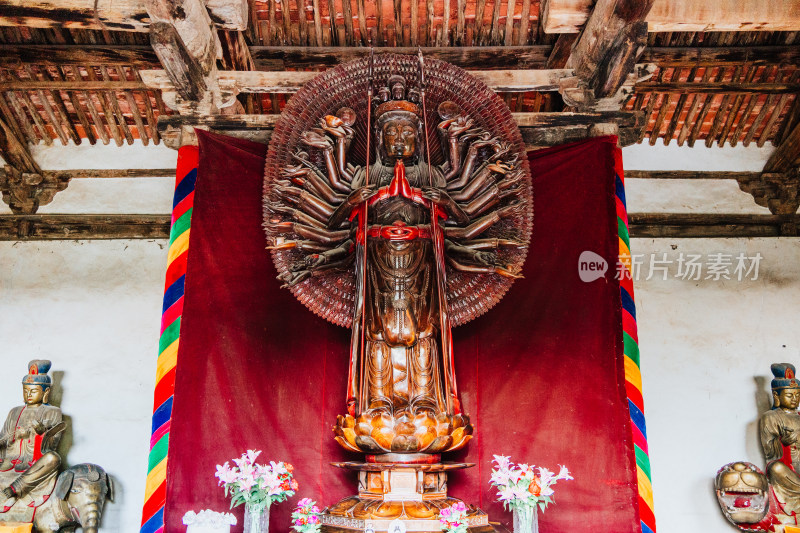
[291, 480, 299, 490]
[528, 476, 541, 497]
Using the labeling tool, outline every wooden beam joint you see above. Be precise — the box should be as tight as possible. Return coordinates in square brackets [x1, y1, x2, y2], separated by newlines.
[0, 166, 69, 214]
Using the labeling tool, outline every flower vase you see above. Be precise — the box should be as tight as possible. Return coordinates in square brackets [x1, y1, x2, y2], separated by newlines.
[243, 503, 270, 533]
[513, 505, 539, 533]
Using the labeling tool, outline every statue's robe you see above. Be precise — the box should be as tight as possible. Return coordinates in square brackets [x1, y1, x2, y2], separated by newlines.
[760, 408, 800, 515]
[0, 404, 62, 521]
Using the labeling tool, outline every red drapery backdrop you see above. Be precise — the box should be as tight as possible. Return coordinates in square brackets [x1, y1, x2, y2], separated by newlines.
[161, 131, 640, 533]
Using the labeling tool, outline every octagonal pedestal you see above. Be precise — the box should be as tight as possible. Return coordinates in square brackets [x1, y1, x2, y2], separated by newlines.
[321, 462, 490, 533]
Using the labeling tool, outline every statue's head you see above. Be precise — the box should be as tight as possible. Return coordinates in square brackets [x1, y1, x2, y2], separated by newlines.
[21, 359, 52, 405]
[715, 462, 769, 525]
[771, 363, 800, 410]
[374, 75, 423, 163]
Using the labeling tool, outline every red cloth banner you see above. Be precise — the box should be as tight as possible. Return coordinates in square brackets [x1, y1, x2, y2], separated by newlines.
[162, 131, 641, 533]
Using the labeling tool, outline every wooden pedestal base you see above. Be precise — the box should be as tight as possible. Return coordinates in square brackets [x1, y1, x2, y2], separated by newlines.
[321, 462, 489, 533]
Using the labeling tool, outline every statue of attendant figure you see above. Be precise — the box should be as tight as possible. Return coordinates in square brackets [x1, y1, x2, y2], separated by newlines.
[0, 360, 64, 512]
[760, 363, 800, 513]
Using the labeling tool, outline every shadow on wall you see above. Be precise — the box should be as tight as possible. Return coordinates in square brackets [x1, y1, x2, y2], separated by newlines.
[48, 370, 124, 533]
[49, 371, 74, 465]
[744, 376, 773, 463]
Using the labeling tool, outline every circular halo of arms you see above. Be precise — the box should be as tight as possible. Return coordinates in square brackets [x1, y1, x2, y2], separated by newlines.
[263, 54, 533, 328]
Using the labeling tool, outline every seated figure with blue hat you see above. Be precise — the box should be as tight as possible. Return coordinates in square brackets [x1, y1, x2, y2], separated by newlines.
[760, 362, 800, 513]
[0, 360, 64, 514]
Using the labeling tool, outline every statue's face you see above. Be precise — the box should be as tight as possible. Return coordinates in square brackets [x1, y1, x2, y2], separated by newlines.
[776, 387, 800, 410]
[382, 119, 417, 160]
[22, 384, 46, 405]
[715, 462, 769, 525]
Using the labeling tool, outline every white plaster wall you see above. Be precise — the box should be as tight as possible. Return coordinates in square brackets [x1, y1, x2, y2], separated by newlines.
[632, 237, 800, 533]
[0, 240, 168, 533]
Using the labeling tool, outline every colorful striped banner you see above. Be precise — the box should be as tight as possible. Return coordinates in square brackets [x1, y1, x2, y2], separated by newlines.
[140, 146, 199, 533]
[613, 147, 656, 533]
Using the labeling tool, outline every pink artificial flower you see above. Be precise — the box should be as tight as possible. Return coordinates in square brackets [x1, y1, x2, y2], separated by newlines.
[452, 502, 468, 513]
[556, 465, 573, 481]
[309, 515, 320, 524]
[493, 455, 512, 470]
[215, 462, 237, 485]
[537, 467, 554, 487]
[297, 498, 314, 508]
[238, 473, 256, 493]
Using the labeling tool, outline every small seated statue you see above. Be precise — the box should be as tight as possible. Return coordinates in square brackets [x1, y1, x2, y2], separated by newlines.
[0, 360, 64, 512]
[0, 361, 113, 533]
[715, 363, 800, 531]
[760, 364, 800, 514]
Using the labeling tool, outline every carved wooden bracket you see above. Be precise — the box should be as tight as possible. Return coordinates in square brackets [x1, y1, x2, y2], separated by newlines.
[0, 166, 70, 214]
[737, 170, 800, 235]
[559, 63, 655, 112]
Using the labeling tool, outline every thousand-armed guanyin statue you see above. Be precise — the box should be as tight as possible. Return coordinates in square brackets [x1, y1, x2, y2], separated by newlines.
[263, 52, 532, 531]
[716, 363, 800, 532]
[0, 360, 113, 533]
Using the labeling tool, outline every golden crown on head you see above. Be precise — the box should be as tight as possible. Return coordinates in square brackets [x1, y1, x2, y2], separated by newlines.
[374, 74, 422, 120]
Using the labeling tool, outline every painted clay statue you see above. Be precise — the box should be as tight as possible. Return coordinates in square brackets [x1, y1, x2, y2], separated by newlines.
[716, 363, 800, 531]
[0, 361, 113, 532]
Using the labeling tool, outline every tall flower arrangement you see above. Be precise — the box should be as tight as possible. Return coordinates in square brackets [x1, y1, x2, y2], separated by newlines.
[489, 455, 573, 513]
[215, 450, 298, 512]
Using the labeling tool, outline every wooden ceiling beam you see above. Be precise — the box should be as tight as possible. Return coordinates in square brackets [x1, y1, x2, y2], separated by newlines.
[0, 0, 248, 31]
[640, 46, 800, 67]
[1, 44, 797, 72]
[635, 81, 800, 95]
[0, 214, 171, 240]
[250, 46, 552, 70]
[2, 213, 794, 241]
[566, 0, 654, 98]
[0, 45, 159, 67]
[155, 111, 645, 149]
[0, 80, 147, 90]
[542, 0, 800, 33]
[140, 68, 575, 95]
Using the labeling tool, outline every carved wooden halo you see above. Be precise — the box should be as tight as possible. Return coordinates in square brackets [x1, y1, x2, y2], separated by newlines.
[263, 53, 533, 328]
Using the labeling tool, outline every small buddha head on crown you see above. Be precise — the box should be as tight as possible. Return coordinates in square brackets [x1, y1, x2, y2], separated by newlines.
[374, 75, 424, 163]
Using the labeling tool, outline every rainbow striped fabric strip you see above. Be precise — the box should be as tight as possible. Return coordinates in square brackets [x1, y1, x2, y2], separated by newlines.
[140, 146, 199, 533]
[613, 147, 656, 533]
